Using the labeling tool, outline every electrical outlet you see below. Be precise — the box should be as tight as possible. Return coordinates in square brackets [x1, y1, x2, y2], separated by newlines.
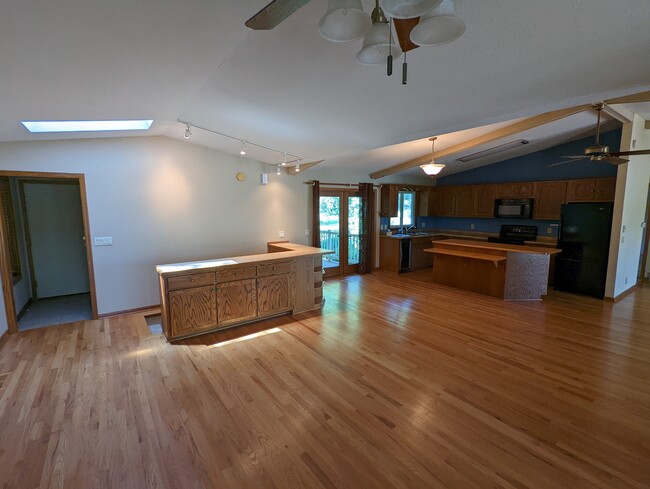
[94, 236, 112, 246]
[470, 223, 475, 230]
[547, 227, 553, 235]
[305, 229, 310, 236]
[278, 230, 285, 238]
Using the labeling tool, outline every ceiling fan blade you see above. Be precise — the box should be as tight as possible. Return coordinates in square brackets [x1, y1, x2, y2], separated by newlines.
[604, 157, 630, 165]
[245, 0, 312, 30]
[611, 149, 650, 157]
[548, 158, 585, 167]
[604, 90, 650, 105]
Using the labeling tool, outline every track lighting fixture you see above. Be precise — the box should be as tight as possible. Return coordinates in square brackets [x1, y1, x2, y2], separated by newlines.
[276, 166, 282, 175]
[295, 160, 301, 172]
[178, 120, 307, 174]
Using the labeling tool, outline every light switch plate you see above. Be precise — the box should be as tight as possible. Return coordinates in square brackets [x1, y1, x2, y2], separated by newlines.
[278, 230, 285, 238]
[94, 236, 113, 246]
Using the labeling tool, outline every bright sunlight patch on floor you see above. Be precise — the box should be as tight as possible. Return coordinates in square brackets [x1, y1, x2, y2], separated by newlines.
[208, 327, 283, 348]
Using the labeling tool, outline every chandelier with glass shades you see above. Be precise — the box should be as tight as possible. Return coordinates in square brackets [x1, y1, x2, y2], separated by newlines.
[319, 0, 465, 84]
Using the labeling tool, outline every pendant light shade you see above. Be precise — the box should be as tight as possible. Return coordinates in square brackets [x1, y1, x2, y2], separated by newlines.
[319, 0, 372, 43]
[410, 0, 465, 46]
[357, 8, 402, 65]
[380, 0, 442, 19]
[420, 136, 445, 175]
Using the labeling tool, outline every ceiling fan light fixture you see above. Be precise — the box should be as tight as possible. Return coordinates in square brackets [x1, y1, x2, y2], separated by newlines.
[319, 0, 372, 43]
[380, 0, 442, 19]
[410, 0, 465, 46]
[357, 5, 402, 65]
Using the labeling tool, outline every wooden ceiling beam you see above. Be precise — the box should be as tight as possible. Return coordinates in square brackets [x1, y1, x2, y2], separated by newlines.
[369, 104, 593, 179]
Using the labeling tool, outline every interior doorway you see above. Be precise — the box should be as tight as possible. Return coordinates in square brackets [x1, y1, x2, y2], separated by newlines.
[318, 189, 361, 277]
[0, 171, 97, 333]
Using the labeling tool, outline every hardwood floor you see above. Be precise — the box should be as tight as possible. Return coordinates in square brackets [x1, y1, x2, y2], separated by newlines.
[1, 272, 649, 488]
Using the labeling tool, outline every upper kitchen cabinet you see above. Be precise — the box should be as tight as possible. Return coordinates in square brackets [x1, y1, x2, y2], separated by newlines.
[594, 177, 617, 201]
[417, 187, 430, 216]
[429, 187, 455, 216]
[533, 181, 567, 220]
[453, 186, 475, 217]
[496, 182, 534, 199]
[474, 185, 496, 217]
[380, 184, 399, 217]
[567, 177, 616, 202]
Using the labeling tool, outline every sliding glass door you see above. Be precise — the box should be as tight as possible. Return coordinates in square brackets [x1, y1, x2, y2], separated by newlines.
[319, 190, 360, 277]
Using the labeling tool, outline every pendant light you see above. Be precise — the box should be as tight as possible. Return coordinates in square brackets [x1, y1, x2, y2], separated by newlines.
[357, 1, 402, 65]
[319, 0, 372, 43]
[410, 0, 465, 46]
[420, 137, 445, 175]
[380, 0, 442, 19]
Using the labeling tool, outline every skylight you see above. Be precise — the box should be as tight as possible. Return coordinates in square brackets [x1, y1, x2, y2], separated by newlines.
[21, 120, 153, 133]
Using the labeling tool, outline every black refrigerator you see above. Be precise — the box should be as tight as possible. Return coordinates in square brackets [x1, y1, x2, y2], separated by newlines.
[554, 202, 614, 298]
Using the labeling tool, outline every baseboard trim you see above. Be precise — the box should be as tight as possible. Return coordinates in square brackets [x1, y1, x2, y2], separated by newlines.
[604, 283, 638, 303]
[0, 330, 9, 350]
[98, 304, 160, 318]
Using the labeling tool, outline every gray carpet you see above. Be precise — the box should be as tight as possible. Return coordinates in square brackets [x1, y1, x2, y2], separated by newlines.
[18, 293, 92, 331]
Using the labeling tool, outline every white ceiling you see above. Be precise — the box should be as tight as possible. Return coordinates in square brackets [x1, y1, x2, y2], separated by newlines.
[1, 0, 649, 177]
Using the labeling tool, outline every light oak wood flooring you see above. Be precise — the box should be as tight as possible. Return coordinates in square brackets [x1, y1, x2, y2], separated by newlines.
[0, 272, 649, 488]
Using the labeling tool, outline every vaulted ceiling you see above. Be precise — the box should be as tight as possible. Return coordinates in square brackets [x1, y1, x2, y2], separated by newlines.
[1, 0, 649, 176]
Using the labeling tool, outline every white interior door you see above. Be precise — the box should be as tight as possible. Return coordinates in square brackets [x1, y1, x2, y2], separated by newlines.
[23, 182, 89, 298]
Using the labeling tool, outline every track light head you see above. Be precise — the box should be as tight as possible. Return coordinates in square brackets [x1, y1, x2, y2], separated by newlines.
[295, 160, 301, 173]
[281, 152, 288, 166]
[276, 166, 282, 175]
[240, 140, 247, 155]
[184, 124, 191, 140]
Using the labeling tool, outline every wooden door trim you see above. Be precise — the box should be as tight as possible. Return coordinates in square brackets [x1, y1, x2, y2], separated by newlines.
[0, 171, 98, 333]
[641, 185, 650, 280]
[18, 181, 38, 301]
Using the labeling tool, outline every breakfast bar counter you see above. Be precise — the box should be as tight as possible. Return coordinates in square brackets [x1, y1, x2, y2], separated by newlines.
[425, 239, 561, 300]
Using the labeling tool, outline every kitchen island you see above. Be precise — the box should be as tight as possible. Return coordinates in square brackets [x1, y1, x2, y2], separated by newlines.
[425, 239, 561, 300]
[156, 242, 332, 341]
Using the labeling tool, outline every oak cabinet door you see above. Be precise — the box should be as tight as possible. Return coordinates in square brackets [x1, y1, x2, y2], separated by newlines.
[594, 177, 616, 201]
[216, 279, 258, 326]
[474, 185, 496, 217]
[410, 238, 434, 269]
[534, 181, 567, 220]
[453, 186, 475, 217]
[380, 185, 398, 217]
[567, 179, 596, 202]
[513, 182, 534, 198]
[169, 285, 217, 337]
[258, 274, 291, 316]
[430, 187, 455, 216]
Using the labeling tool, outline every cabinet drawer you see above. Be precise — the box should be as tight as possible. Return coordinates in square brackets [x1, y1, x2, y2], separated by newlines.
[257, 261, 292, 277]
[167, 272, 214, 291]
[215, 266, 257, 283]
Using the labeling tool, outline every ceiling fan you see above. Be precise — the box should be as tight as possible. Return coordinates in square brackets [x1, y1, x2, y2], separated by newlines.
[549, 101, 650, 167]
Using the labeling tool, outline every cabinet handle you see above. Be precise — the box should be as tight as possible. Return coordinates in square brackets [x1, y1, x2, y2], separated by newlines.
[234, 272, 239, 276]
[189, 278, 194, 283]
[272, 267, 277, 271]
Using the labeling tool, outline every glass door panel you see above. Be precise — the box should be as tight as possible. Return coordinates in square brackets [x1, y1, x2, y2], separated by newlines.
[319, 195, 342, 276]
[347, 196, 360, 267]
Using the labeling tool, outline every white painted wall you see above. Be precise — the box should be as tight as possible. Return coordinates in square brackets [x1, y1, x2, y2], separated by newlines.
[0, 136, 428, 329]
[605, 114, 650, 298]
[10, 178, 32, 312]
[22, 182, 90, 298]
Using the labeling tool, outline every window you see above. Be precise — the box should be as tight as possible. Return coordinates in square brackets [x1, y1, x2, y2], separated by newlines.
[390, 191, 416, 228]
[0, 178, 21, 281]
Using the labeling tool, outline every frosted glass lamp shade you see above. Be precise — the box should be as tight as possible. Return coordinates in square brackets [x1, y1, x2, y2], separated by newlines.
[380, 0, 442, 19]
[319, 0, 372, 43]
[356, 22, 402, 65]
[410, 0, 465, 46]
[420, 162, 445, 175]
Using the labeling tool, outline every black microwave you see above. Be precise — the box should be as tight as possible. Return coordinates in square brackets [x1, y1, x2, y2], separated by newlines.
[494, 198, 534, 219]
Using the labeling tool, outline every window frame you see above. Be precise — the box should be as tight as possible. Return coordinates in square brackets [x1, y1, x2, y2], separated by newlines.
[390, 191, 416, 229]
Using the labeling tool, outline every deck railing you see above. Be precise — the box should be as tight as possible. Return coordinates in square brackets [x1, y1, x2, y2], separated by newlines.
[320, 230, 360, 265]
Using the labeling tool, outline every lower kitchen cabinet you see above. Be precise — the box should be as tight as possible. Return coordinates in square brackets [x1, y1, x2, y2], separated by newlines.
[216, 278, 257, 326]
[169, 285, 217, 337]
[410, 237, 434, 269]
[257, 274, 291, 315]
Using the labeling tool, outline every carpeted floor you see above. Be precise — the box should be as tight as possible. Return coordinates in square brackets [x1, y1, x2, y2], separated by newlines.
[18, 293, 92, 330]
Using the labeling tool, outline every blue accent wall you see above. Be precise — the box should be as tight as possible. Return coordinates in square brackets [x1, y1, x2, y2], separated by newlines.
[436, 129, 620, 186]
[383, 129, 622, 238]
